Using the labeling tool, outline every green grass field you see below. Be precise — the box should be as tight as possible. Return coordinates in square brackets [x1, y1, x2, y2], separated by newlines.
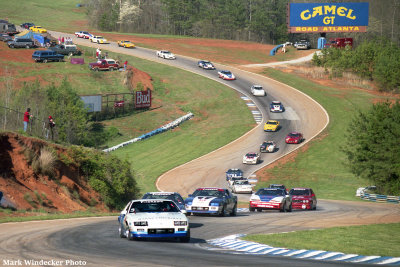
[243, 223, 400, 257]
[254, 68, 395, 201]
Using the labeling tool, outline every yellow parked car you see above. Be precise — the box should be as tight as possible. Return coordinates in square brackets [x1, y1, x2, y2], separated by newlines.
[118, 40, 135, 48]
[264, 120, 280, 132]
[29, 26, 47, 33]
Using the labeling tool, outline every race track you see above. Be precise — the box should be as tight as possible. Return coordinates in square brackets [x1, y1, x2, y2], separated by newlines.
[2, 31, 397, 266]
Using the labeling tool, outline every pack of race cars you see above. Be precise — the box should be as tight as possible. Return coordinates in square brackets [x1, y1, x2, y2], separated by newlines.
[72, 31, 311, 241]
[118, 184, 317, 242]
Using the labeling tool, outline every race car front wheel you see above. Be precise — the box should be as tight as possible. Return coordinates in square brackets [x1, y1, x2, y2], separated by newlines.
[230, 204, 237, 216]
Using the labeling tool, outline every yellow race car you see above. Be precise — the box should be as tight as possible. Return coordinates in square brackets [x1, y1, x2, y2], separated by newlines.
[117, 40, 135, 48]
[264, 120, 280, 132]
[29, 26, 47, 33]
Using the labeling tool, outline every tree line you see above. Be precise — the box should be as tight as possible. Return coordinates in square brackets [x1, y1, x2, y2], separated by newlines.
[84, 0, 399, 45]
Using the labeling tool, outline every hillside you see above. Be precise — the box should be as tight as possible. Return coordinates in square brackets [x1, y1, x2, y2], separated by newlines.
[0, 132, 106, 213]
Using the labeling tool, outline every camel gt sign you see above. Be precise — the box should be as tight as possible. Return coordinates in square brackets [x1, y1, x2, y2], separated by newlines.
[288, 2, 369, 33]
[135, 89, 152, 108]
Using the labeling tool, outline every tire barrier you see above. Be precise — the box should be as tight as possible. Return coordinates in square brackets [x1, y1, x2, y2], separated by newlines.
[207, 234, 400, 265]
[360, 193, 400, 204]
[102, 112, 194, 153]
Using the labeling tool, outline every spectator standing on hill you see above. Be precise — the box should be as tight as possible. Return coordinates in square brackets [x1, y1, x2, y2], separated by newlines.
[47, 116, 55, 140]
[96, 48, 100, 59]
[61, 37, 65, 44]
[23, 108, 32, 132]
[124, 60, 128, 71]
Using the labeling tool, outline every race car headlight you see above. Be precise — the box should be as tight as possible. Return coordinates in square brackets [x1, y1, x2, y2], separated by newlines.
[134, 221, 148, 226]
[210, 202, 221, 206]
[303, 200, 309, 203]
[174, 221, 188, 226]
[250, 195, 260, 201]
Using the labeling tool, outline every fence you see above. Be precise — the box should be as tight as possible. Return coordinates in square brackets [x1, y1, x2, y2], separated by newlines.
[0, 106, 56, 140]
[360, 193, 400, 204]
[103, 112, 194, 153]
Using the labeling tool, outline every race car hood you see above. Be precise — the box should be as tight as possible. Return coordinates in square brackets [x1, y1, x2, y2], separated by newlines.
[291, 195, 311, 200]
[190, 196, 220, 207]
[271, 104, 282, 110]
[258, 195, 284, 202]
[126, 212, 186, 222]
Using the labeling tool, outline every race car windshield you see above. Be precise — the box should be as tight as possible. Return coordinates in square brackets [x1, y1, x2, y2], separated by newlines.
[289, 133, 299, 137]
[267, 121, 277, 125]
[192, 190, 224, 198]
[257, 189, 285, 196]
[290, 189, 310, 196]
[142, 194, 184, 204]
[130, 201, 180, 213]
[236, 180, 250, 185]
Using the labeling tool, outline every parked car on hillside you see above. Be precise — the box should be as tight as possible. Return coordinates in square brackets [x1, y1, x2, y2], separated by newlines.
[32, 50, 64, 63]
[0, 33, 12, 42]
[20, 22, 35, 29]
[89, 59, 119, 71]
[7, 38, 34, 48]
[157, 50, 176, 59]
[29, 26, 47, 33]
[294, 39, 311, 50]
[49, 44, 81, 56]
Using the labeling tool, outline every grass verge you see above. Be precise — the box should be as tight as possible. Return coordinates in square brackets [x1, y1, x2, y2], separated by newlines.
[0, 208, 116, 224]
[243, 223, 400, 257]
[255, 68, 396, 201]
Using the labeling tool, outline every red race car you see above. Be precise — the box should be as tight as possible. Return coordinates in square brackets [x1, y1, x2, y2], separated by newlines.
[289, 188, 317, 210]
[285, 132, 303, 144]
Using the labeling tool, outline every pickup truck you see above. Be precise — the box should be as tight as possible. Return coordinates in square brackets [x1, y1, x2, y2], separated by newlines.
[49, 44, 82, 56]
[89, 59, 119, 71]
[32, 50, 64, 63]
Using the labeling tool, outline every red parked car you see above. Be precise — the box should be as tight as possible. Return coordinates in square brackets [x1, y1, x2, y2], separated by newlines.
[289, 188, 317, 210]
[285, 132, 303, 144]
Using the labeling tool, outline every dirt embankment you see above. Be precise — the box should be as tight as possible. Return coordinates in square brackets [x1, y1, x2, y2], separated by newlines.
[0, 132, 106, 213]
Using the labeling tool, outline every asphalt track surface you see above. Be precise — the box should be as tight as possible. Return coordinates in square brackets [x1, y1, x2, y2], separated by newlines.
[1, 31, 398, 267]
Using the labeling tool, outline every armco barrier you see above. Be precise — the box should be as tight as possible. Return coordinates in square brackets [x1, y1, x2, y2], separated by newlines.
[103, 112, 194, 153]
[360, 193, 400, 204]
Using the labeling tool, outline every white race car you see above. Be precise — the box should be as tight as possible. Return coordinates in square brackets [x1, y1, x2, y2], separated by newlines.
[231, 179, 253, 194]
[75, 31, 90, 38]
[118, 199, 190, 242]
[243, 152, 260, 164]
[218, 70, 235, 80]
[198, 60, 215, 70]
[251, 85, 266, 96]
[91, 36, 109, 44]
[260, 141, 276, 153]
[157, 50, 176, 59]
[270, 101, 285, 112]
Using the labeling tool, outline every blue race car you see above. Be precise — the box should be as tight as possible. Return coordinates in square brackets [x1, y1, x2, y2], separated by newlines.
[185, 188, 237, 216]
[225, 168, 244, 181]
[270, 101, 285, 113]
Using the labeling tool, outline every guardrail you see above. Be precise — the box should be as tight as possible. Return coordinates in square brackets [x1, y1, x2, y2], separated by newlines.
[360, 193, 400, 204]
[103, 112, 194, 153]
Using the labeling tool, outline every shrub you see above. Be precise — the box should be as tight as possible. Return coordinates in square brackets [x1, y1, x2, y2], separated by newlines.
[38, 147, 56, 177]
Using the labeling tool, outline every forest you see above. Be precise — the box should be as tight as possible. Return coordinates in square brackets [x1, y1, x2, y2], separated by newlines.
[84, 0, 399, 45]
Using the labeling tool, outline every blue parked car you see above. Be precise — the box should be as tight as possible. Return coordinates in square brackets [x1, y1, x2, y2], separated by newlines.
[32, 50, 64, 63]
